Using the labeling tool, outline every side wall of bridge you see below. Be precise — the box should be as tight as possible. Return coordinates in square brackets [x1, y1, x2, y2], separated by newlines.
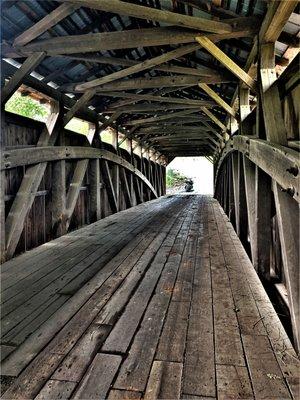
[1, 111, 166, 261]
[214, 55, 299, 353]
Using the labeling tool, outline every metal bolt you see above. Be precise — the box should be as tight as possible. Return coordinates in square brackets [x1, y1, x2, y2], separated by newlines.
[286, 166, 298, 177]
[281, 187, 295, 197]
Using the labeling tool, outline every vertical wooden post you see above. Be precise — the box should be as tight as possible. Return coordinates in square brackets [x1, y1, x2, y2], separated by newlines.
[239, 87, 250, 122]
[146, 151, 152, 201]
[140, 146, 145, 201]
[273, 183, 300, 352]
[120, 168, 133, 208]
[52, 128, 67, 237]
[0, 111, 6, 263]
[223, 162, 229, 214]
[65, 159, 89, 230]
[231, 153, 247, 244]
[111, 129, 119, 211]
[239, 86, 252, 135]
[259, 40, 299, 349]
[254, 166, 271, 280]
[255, 46, 266, 140]
[90, 122, 102, 220]
[251, 39, 271, 277]
[220, 170, 225, 208]
[124, 138, 134, 205]
[154, 160, 160, 197]
[0, 169, 5, 264]
[227, 159, 235, 225]
[243, 156, 257, 263]
[101, 161, 118, 214]
[260, 43, 287, 145]
[162, 165, 167, 195]
[158, 161, 162, 197]
[132, 147, 141, 204]
[89, 159, 101, 222]
[231, 154, 239, 232]
[230, 116, 238, 136]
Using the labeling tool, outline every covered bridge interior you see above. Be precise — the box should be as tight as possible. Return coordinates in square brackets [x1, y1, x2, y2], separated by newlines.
[0, 0, 299, 399]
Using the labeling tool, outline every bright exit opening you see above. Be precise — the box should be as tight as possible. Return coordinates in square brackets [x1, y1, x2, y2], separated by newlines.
[166, 157, 213, 195]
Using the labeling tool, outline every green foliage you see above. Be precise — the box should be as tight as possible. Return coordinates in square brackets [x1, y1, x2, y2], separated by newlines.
[5, 92, 48, 121]
[65, 117, 90, 135]
[166, 168, 188, 188]
[118, 140, 127, 150]
[101, 128, 113, 144]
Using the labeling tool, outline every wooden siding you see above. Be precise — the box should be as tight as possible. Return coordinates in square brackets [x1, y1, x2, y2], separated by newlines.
[2, 112, 165, 258]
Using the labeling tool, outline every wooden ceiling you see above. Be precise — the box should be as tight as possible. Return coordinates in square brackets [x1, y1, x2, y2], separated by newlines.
[1, 0, 296, 158]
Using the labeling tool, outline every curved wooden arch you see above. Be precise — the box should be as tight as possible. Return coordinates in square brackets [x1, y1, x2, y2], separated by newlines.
[215, 135, 300, 203]
[1, 146, 158, 198]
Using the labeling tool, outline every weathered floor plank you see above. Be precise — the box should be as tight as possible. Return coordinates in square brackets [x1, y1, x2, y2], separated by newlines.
[1, 195, 299, 400]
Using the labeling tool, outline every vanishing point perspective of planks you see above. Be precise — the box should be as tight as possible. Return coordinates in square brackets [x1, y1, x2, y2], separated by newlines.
[0, 195, 299, 399]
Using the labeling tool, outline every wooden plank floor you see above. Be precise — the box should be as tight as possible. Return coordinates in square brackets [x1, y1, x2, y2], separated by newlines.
[1, 195, 299, 399]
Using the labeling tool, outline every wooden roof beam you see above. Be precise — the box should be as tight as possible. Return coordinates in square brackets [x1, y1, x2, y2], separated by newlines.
[104, 86, 192, 110]
[63, 89, 96, 126]
[62, 74, 234, 93]
[151, 140, 212, 146]
[124, 109, 204, 126]
[105, 104, 203, 113]
[132, 115, 212, 129]
[153, 141, 217, 151]
[224, 0, 298, 131]
[59, 0, 233, 34]
[99, 111, 122, 133]
[10, 26, 258, 57]
[138, 126, 213, 134]
[195, 36, 258, 92]
[176, 0, 239, 19]
[13, 3, 80, 47]
[200, 120, 224, 141]
[158, 143, 216, 151]
[148, 134, 214, 141]
[201, 107, 227, 132]
[1, 59, 157, 156]
[75, 43, 202, 91]
[198, 83, 236, 117]
[57, 54, 222, 77]
[1, 52, 45, 105]
[99, 91, 215, 107]
[264, 1, 298, 43]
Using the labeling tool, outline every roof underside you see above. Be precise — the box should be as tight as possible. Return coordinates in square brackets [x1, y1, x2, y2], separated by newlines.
[1, 0, 298, 159]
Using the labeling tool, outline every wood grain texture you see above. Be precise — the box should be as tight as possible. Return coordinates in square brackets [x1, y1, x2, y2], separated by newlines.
[1, 196, 298, 400]
[60, 0, 232, 34]
[196, 36, 257, 92]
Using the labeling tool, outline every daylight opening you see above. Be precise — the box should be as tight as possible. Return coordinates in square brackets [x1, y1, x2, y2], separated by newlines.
[166, 157, 213, 195]
[5, 86, 51, 122]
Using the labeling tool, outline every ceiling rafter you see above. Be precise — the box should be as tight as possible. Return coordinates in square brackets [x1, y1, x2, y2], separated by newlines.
[7, 26, 258, 57]
[13, 4, 80, 47]
[58, 0, 233, 33]
[195, 36, 258, 92]
[3, 0, 293, 160]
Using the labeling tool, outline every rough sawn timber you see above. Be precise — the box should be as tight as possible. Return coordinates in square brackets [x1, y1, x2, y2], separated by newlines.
[1, 195, 298, 400]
